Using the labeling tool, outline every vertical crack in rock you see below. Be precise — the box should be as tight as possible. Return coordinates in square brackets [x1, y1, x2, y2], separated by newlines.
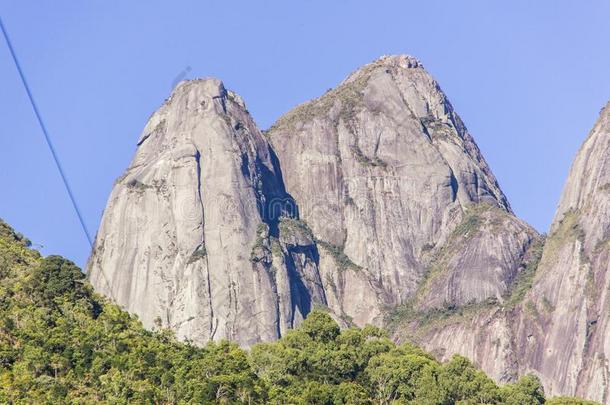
[194, 148, 215, 337]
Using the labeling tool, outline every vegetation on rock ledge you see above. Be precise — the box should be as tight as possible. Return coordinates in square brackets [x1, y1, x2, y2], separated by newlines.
[316, 240, 363, 272]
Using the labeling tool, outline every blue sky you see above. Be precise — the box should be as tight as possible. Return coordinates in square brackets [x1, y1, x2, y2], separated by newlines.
[1, 1, 609, 267]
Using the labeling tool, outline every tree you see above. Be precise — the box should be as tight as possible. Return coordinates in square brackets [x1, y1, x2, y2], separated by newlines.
[299, 310, 340, 342]
[29, 255, 86, 302]
[500, 374, 545, 405]
[438, 355, 500, 404]
[0, 220, 601, 405]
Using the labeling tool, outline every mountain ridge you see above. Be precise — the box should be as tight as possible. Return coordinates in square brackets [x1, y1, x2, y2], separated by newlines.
[86, 54, 608, 402]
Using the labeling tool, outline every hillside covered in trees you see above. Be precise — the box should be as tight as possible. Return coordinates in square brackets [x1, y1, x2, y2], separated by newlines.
[0, 219, 597, 404]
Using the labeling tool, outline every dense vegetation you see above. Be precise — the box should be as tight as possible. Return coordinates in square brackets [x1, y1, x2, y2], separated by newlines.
[0, 220, 598, 404]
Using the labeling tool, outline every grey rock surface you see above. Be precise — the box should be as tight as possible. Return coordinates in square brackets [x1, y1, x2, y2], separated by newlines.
[88, 79, 325, 346]
[397, 102, 610, 403]
[89, 55, 537, 344]
[516, 102, 610, 401]
[415, 204, 537, 310]
[267, 55, 537, 325]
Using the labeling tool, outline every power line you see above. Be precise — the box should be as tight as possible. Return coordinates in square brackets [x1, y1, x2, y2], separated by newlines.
[0, 16, 93, 248]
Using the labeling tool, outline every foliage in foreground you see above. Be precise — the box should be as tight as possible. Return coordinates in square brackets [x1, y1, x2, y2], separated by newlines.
[0, 220, 599, 404]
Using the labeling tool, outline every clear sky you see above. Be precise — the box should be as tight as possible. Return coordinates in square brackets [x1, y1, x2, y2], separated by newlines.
[1, 1, 609, 267]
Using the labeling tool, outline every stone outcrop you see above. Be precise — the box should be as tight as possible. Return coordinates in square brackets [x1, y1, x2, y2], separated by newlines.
[89, 55, 537, 343]
[396, 102, 610, 403]
[88, 79, 326, 346]
[266, 55, 538, 324]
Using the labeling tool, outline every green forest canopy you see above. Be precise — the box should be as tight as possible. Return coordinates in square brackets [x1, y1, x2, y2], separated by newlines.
[0, 219, 599, 404]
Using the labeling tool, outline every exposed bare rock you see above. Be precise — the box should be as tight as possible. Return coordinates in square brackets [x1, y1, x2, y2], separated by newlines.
[396, 102, 610, 403]
[415, 204, 537, 310]
[525, 102, 610, 401]
[87, 79, 326, 346]
[90, 55, 539, 350]
[267, 55, 537, 325]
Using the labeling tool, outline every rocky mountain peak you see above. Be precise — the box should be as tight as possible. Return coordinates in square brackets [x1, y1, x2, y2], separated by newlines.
[340, 54, 422, 84]
[91, 55, 535, 350]
[512, 102, 610, 400]
[166, 78, 248, 110]
[88, 79, 319, 346]
[553, 101, 610, 233]
[85, 54, 610, 403]
[267, 55, 534, 322]
[174, 77, 226, 97]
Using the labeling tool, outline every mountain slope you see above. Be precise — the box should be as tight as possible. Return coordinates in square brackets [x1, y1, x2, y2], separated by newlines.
[0, 219, 265, 403]
[2, 219, 579, 404]
[90, 55, 538, 347]
[86, 55, 609, 402]
[518, 102, 610, 400]
[395, 103, 610, 403]
[266, 55, 538, 325]
[88, 79, 325, 346]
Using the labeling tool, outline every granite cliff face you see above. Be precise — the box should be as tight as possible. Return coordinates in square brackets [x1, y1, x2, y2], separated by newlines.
[89, 55, 537, 343]
[88, 79, 326, 346]
[266, 55, 538, 325]
[524, 104, 610, 400]
[396, 103, 610, 403]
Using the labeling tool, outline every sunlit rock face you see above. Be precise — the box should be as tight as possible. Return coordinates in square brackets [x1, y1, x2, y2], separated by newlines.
[526, 102, 610, 401]
[89, 54, 610, 403]
[90, 55, 551, 387]
[397, 103, 610, 403]
[88, 79, 324, 346]
[267, 55, 537, 326]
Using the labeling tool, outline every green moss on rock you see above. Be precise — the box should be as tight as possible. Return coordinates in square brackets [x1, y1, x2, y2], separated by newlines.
[266, 59, 388, 135]
[250, 223, 271, 263]
[187, 244, 207, 265]
[126, 179, 152, 193]
[316, 240, 362, 272]
[278, 217, 313, 240]
[504, 236, 545, 308]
